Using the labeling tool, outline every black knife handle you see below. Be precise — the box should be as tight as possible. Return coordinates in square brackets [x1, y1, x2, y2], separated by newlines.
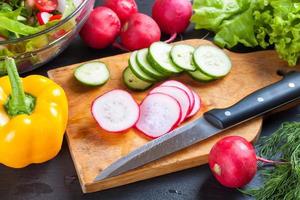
[204, 71, 300, 129]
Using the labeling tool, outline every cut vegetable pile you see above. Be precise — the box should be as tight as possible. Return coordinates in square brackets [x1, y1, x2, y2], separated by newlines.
[123, 41, 232, 91]
[91, 80, 201, 138]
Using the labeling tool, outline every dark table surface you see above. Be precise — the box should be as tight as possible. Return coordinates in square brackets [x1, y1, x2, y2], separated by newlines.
[1, 1, 300, 200]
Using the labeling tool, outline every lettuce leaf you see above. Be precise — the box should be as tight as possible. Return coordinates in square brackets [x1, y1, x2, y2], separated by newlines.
[191, 0, 300, 66]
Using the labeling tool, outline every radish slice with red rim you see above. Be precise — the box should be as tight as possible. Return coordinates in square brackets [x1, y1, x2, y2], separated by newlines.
[91, 89, 139, 132]
[187, 91, 201, 118]
[150, 86, 190, 123]
[37, 12, 53, 25]
[136, 93, 181, 138]
[160, 80, 194, 113]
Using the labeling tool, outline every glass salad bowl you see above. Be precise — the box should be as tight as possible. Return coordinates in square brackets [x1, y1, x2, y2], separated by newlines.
[0, 0, 95, 75]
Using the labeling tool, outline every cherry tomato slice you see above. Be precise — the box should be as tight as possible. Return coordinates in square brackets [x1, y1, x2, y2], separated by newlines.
[34, 0, 58, 12]
[49, 14, 62, 21]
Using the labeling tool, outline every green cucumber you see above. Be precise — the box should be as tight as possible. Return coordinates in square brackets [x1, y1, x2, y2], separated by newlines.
[129, 51, 157, 82]
[188, 69, 216, 82]
[193, 45, 232, 78]
[171, 44, 196, 71]
[123, 67, 153, 91]
[136, 48, 166, 80]
[148, 42, 183, 74]
[74, 62, 110, 86]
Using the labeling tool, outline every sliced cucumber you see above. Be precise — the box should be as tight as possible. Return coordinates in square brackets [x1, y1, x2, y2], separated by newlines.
[74, 62, 110, 86]
[123, 67, 153, 91]
[188, 69, 216, 82]
[193, 45, 232, 78]
[171, 44, 196, 71]
[129, 51, 157, 83]
[136, 48, 166, 80]
[148, 42, 183, 74]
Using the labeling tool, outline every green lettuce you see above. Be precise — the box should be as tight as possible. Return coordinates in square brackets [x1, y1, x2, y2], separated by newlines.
[191, 0, 300, 66]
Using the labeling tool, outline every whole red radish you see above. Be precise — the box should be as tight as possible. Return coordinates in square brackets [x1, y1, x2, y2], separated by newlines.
[120, 13, 161, 51]
[104, 0, 138, 23]
[80, 7, 121, 49]
[152, 0, 192, 43]
[209, 136, 257, 188]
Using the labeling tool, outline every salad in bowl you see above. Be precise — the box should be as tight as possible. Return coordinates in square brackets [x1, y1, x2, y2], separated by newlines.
[0, 0, 94, 74]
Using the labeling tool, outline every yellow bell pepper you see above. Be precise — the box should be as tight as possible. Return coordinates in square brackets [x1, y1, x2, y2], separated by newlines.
[0, 57, 68, 168]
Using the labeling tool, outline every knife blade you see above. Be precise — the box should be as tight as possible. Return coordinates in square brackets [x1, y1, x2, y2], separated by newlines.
[94, 71, 300, 182]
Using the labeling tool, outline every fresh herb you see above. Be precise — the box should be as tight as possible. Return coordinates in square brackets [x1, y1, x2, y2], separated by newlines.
[191, 0, 300, 66]
[242, 122, 300, 200]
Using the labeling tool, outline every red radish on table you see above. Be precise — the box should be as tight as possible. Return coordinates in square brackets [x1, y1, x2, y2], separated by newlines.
[91, 89, 139, 132]
[152, 0, 192, 43]
[187, 91, 201, 118]
[104, 0, 138, 23]
[161, 80, 195, 113]
[209, 136, 284, 188]
[209, 136, 257, 188]
[119, 13, 161, 51]
[136, 93, 181, 138]
[80, 7, 121, 49]
[49, 14, 62, 21]
[150, 86, 190, 124]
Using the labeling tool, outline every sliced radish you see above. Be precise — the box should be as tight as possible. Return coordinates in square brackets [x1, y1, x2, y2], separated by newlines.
[37, 12, 53, 25]
[150, 86, 190, 124]
[161, 80, 194, 113]
[136, 93, 181, 138]
[91, 89, 139, 132]
[187, 91, 201, 118]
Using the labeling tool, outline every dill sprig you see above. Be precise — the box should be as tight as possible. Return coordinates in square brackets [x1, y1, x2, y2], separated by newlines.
[243, 122, 300, 200]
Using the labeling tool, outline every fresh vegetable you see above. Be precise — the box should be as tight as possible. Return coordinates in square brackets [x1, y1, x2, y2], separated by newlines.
[148, 42, 182, 74]
[80, 7, 121, 49]
[161, 80, 194, 112]
[243, 122, 300, 199]
[170, 44, 196, 71]
[136, 48, 165, 80]
[188, 69, 216, 82]
[120, 13, 161, 51]
[129, 51, 156, 82]
[187, 91, 200, 118]
[209, 136, 258, 188]
[135, 93, 181, 138]
[74, 62, 110, 86]
[91, 89, 139, 132]
[191, 0, 300, 66]
[37, 12, 53, 25]
[152, 0, 192, 43]
[0, 57, 68, 168]
[123, 67, 153, 91]
[104, 0, 138, 23]
[193, 45, 232, 78]
[34, 0, 58, 12]
[150, 86, 190, 124]
[123, 42, 231, 91]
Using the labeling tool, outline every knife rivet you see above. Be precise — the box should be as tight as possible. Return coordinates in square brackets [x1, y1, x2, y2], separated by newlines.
[225, 111, 231, 116]
[257, 97, 264, 102]
[289, 83, 295, 88]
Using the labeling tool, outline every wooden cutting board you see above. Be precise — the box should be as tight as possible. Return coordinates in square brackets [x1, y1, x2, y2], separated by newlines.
[48, 39, 290, 193]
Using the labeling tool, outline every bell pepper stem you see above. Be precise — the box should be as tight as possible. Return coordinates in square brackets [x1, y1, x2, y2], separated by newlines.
[4, 57, 35, 116]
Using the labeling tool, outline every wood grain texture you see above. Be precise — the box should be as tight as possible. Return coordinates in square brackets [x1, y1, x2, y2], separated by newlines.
[48, 39, 289, 193]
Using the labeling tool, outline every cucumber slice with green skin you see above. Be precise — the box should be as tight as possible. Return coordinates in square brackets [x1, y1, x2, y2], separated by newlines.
[123, 67, 153, 91]
[129, 51, 157, 83]
[148, 42, 183, 74]
[74, 62, 110, 86]
[193, 45, 232, 78]
[171, 44, 196, 71]
[136, 49, 166, 80]
[188, 69, 216, 82]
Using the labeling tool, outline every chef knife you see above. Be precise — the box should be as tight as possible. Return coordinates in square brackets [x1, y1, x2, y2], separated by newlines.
[94, 71, 300, 182]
